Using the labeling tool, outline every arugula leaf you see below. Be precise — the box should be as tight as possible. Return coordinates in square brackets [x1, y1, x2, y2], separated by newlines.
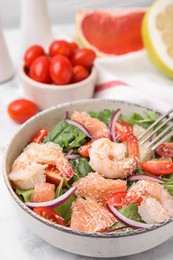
[162, 178, 173, 196]
[88, 109, 114, 126]
[44, 120, 87, 150]
[54, 194, 76, 224]
[69, 157, 93, 184]
[111, 204, 143, 229]
[119, 110, 158, 129]
[15, 188, 34, 202]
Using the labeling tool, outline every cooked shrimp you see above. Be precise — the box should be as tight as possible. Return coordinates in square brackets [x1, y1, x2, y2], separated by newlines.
[71, 111, 110, 138]
[124, 179, 173, 224]
[73, 172, 127, 204]
[9, 142, 74, 190]
[9, 162, 46, 190]
[89, 137, 138, 179]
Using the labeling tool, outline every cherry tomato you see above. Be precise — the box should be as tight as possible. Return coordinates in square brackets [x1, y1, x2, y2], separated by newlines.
[106, 192, 127, 208]
[70, 65, 89, 83]
[155, 142, 173, 158]
[29, 55, 51, 83]
[7, 99, 39, 124]
[45, 165, 67, 186]
[115, 120, 133, 141]
[49, 40, 71, 57]
[24, 45, 45, 68]
[140, 160, 173, 175]
[31, 128, 48, 143]
[71, 48, 96, 68]
[49, 55, 72, 85]
[33, 207, 66, 226]
[69, 42, 79, 55]
[78, 136, 106, 157]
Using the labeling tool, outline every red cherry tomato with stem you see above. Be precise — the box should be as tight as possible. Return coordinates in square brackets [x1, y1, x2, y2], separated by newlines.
[24, 45, 45, 68]
[49, 55, 72, 85]
[7, 99, 39, 124]
[49, 40, 71, 57]
[33, 207, 66, 226]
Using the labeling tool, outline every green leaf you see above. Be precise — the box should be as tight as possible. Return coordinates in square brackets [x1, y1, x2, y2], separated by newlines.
[88, 109, 114, 126]
[111, 204, 143, 229]
[15, 188, 34, 202]
[119, 110, 158, 129]
[44, 120, 87, 150]
[161, 179, 173, 196]
[54, 194, 76, 224]
[68, 157, 93, 185]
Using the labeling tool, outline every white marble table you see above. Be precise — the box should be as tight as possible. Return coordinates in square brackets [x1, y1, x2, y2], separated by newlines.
[1, 24, 173, 260]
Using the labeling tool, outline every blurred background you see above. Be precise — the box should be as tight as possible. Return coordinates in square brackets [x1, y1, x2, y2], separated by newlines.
[0, 0, 154, 29]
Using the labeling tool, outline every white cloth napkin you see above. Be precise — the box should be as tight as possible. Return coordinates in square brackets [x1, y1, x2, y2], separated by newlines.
[94, 50, 173, 113]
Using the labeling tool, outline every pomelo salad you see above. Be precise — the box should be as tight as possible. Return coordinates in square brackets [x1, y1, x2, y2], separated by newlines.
[9, 108, 173, 233]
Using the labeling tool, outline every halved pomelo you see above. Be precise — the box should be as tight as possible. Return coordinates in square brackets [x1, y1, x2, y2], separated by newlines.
[142, 0, 173, 78]
[76, 9, 145, 56]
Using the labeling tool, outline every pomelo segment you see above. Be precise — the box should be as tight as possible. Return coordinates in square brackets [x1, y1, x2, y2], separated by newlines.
[76, 9, 145, 56]
[70, 197, 116, 232]
[142, 0, 173, 78]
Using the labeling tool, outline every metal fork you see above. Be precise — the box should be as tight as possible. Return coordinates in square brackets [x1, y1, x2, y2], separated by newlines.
[138, 108, 173, 150]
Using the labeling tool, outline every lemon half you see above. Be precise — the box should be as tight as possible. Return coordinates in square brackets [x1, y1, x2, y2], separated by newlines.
[142, 0, 173, 78]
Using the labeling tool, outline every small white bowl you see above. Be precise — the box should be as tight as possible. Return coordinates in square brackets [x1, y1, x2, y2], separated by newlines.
[2, 99, 173, 258]
[19, 66, 97, 110]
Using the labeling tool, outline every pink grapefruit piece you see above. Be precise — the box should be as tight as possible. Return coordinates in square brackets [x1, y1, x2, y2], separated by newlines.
[70, 197, 116, 232]
[76, 9, 146, 56]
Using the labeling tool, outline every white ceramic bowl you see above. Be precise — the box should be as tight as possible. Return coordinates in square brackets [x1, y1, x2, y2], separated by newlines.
[3, 99, 173, 258]
[19, 66, 97, 110]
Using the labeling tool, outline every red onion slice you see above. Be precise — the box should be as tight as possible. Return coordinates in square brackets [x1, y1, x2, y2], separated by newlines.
[65, 119, 93, 138]
[108, 204, 154, 229]
[66, 154, 80, 160]
[109, 109, 121, 142]
[127, 174, 165, 183]
[104, 225, 129, 233]
[64, 111, 69, 119]
[25, 186, 77, 209]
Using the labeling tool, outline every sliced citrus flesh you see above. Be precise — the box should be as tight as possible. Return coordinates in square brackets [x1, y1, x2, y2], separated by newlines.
[142, 0, 173, 78]
[30, 182, 55, 203]
[76, 9, 145, 56]
[73, 172, 126, 204]
[70, 197, 116, 232]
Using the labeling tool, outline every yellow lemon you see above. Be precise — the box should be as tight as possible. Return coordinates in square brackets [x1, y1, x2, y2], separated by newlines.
[142, 0, 173, 78]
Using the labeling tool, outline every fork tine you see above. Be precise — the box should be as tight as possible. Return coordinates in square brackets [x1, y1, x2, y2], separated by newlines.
[146, 121, 173, 150]
[138, 107, 173, 143]
[150, 129, 173, 151]
[139, 113, 173, 145]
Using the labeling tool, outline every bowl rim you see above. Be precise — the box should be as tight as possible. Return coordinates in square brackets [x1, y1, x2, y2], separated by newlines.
[2, 98, 173, 238]
[20, 65, 97, 91]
